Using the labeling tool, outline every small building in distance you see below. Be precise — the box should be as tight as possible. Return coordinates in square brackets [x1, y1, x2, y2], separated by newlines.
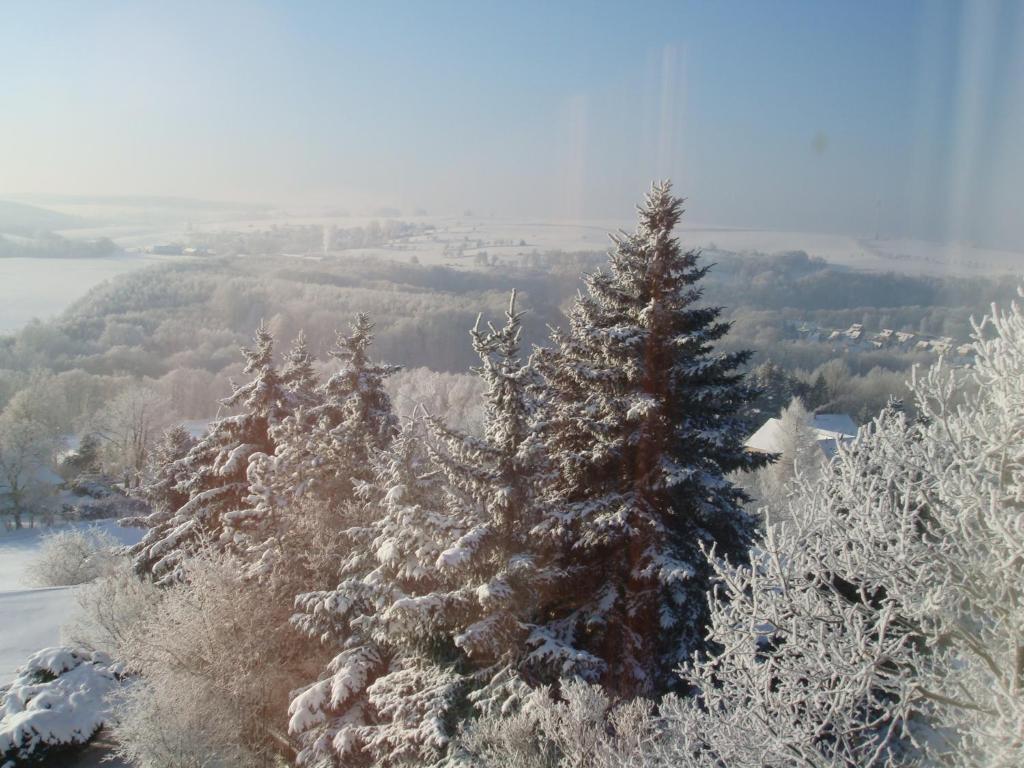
[745, 412, 858, 460]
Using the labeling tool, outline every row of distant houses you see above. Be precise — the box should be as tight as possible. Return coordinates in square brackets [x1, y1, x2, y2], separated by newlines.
[797, 322, 973, 361]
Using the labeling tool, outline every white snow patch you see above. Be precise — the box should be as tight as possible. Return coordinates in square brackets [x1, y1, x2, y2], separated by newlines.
[0, 520, 143, 685]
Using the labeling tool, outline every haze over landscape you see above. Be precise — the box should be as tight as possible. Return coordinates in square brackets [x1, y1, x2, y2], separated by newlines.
[3, 0, 1024, 245]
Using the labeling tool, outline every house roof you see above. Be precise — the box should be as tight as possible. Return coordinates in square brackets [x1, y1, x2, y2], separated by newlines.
[744, 413, 858, 456]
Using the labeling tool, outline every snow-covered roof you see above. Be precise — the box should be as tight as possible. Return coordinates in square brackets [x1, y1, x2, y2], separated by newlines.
[809, 413, 857, 438]
[744, 413, 858, 456]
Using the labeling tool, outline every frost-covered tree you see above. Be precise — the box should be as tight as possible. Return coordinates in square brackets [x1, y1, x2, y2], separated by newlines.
[289, 297, 551, 766]
[742, 396, 822, 512]
[288, 417, 455, 766]
[530, 181, 768, 697]
[89, 384, 171, 489]
[659, 291, 1024, 767]
[387, 367, 486, 436]
[230, 316, 398, 573]
[771, 397, 821, 483]
[128, 324, 288, 581]
[0, 412, 59, 529]
[281, 329, 320, 411]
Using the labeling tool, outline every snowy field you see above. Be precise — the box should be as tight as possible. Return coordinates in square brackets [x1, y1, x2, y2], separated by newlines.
[125, 211, 1024, 278]
[3, 203, 1021, 337]
[0, 520, 143, 685]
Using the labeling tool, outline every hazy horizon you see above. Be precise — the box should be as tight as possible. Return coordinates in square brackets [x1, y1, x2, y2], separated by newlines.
[3, 1, 1024, 249]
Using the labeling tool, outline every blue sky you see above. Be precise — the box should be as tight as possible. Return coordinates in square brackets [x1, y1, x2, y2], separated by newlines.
[2, 0, 1022, 247]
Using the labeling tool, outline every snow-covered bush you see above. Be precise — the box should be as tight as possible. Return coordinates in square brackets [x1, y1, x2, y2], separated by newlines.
[0, 647, 122, 766]
[111, 553, 325, 768]
[656, 292, 1024, 767]
[110, 678, 259, 768]
[455, 679, 657, 768]
[24, 526, 121, 587]
[62, 561, 162, 658]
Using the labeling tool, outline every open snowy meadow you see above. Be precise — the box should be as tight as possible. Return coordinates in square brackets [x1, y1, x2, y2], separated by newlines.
[0, 520, 142, 685]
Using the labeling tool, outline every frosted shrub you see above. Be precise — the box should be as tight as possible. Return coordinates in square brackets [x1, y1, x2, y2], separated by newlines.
[111, 553, 325, 768]
[110, 678, 258, 768]
[455, 679, 657, 768]
[62, 560, 162, 658]
[657, 292, 1024, 767]
[25, 526, 121, 587]
[0, 647, 122, 766]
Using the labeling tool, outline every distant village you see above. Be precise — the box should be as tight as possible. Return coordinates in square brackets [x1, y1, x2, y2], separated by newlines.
[795, 321, 974, 363]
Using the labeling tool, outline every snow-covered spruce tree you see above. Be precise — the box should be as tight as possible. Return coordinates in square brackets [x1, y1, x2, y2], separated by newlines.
[529, 181, 768, 697]
[232, 317, 398, 574]
[123, 424, 196, 529]
[657, 291, 1024, 768]
[418, 290, 550, 714]
[224, 330, 322, 573]
[288, 416, 459, 766]
[289, 298, 551, 766]
[281, 329, 321, 411]
[311, 313, 401, 498]
[127, 323, 289, 582]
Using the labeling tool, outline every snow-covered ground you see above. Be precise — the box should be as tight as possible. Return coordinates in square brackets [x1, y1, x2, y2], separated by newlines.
[0, 520, 143, 685]
[4, 206, 1021, 336]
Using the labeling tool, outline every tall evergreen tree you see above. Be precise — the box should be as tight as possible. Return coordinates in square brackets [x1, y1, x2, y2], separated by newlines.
[289, 417, 454, 766]
[123, 424, 197, 531]
[129, 324, 289, 582]
[318, 314, 401, 473]
[530, 181, 769, 697]
[280, 329, 320, 411]
[289, 298, 551, 766]
[421, 291, 550, 711]
[302, 314, 401, 504]
[234, 317, 399, 573]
